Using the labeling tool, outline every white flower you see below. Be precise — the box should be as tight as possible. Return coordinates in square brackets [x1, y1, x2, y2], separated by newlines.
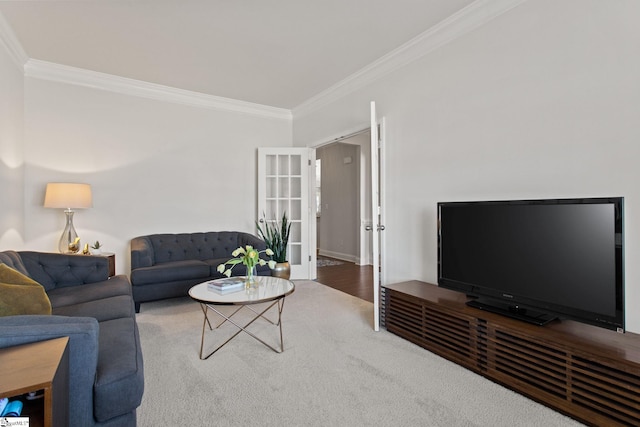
[217, 244, 277, 278]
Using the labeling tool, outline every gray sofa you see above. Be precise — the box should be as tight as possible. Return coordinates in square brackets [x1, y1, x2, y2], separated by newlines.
[130, 231, 271, 311]
[0, 250, 144, 427]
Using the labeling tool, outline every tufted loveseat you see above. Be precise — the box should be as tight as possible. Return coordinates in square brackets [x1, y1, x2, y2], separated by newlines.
[129, 231, 271, 311]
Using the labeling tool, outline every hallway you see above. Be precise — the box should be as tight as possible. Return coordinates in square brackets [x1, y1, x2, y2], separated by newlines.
[316, 256, 374, 303]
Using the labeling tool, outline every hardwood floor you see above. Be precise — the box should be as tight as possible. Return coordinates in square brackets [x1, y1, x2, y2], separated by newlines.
[315, 256, 374, 303]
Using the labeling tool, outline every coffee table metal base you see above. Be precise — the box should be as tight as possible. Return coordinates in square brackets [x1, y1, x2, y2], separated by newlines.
[198, 298, 287, 360]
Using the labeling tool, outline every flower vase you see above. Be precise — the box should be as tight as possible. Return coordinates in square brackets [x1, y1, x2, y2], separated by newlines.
[245, 265, 258, 289]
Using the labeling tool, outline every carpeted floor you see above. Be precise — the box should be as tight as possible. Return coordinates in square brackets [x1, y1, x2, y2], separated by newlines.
[135, 281, 583, 426]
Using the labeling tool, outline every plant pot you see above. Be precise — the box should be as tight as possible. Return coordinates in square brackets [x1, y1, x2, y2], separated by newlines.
[92, 248, 102, 255]
[271, 261, 291, 280]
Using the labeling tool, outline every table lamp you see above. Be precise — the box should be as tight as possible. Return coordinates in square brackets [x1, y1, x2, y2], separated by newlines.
[44, 182, 93, 253]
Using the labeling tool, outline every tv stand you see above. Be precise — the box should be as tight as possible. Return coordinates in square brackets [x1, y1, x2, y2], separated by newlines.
[466, 298, 557, 326]
[383, 281, 640, 427]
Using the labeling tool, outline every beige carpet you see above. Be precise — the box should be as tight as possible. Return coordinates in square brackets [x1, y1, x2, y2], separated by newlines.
[135, 281, 583, 426]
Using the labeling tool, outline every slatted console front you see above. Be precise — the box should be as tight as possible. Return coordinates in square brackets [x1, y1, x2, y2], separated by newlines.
[383, 281, 640, 427]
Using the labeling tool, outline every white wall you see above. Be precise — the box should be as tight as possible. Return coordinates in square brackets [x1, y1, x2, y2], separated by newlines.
[0, 38, 24, 249]
[293, 1, 640, 332]
[22, 78, 292, 274]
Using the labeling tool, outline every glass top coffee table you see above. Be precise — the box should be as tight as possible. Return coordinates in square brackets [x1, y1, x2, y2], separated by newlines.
[189, 276, 295, 360]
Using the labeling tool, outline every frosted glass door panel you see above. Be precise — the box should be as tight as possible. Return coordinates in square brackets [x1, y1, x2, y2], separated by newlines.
[290, 178, 301, 198]
[290, 200, 301, 221]
[278, 178, 290, 198]
[290, 156, 301, 175]
[266, 178, 277, 198]
[266, 156, 277, 175]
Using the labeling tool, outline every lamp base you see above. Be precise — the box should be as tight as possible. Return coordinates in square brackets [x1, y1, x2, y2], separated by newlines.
[58, 209, 80, 253]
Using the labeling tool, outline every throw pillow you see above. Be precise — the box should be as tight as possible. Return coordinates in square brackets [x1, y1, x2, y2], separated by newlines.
[0, 263, 52, 317]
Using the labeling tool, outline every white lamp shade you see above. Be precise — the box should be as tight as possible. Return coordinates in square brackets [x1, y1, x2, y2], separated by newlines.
[44, 183, 93, 209]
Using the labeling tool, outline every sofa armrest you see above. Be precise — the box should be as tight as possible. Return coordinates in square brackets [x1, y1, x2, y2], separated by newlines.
[0, 315, 99, 426]
[238, 232, 267, 251]
[19, 251, 110, 291]
[131, 236, 154, 270]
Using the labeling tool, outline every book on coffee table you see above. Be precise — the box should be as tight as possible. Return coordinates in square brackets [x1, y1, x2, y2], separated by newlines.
[207, 278, 245, 294]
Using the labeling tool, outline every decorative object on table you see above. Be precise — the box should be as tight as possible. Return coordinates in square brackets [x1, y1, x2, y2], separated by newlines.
[82, 243, 90, 254]
[256, 211, 292, 279]
[206, 277, 245, 295]
[216, 245, 276, 288]
[44, 182, 93, 253]
[91, 240, 103, 255]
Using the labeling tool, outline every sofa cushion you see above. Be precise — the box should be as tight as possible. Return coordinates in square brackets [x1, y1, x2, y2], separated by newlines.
[0, 264, 52, 317]
[130, 260, 210, 286]
[52, 295, 134, 322]
[47, 276, 132, 309]
[94, 317, 144, 422]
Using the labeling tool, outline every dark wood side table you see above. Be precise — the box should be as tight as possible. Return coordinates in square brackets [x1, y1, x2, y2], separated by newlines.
[73, 252, 116, 276]
[99, 252, 116, 277]
[88, 252, 115, 276]
[0, 337, 69, 427]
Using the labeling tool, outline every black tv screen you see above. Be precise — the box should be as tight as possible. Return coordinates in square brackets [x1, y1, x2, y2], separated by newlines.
[437, 197, 624, 331]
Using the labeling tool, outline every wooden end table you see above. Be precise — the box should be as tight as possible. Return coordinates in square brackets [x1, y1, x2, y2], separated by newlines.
[0, 337, 69, 427]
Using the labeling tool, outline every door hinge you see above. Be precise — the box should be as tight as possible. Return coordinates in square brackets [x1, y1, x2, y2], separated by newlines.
[309, 255, 312, 261]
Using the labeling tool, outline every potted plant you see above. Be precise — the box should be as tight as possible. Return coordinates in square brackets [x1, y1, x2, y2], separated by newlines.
[91, 240, 102, 255]
[256, 212, 292, 279]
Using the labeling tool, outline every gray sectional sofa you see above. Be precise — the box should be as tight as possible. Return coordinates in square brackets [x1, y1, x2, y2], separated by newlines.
[0, 250, 144, 427]
[130, 231, 271, 311]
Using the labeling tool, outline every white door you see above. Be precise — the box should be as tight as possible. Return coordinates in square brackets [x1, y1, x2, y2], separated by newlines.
[370, 102, 386, 331]
[258, 148, 313, 279]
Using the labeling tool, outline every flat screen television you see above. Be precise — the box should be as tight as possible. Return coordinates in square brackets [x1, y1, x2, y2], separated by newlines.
[437, 197, 624, 331]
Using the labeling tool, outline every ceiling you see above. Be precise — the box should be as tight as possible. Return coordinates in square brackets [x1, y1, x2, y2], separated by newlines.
[0, 0, 476, 109]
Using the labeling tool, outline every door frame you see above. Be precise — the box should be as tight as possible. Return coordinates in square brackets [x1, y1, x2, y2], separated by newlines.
[311, 126, 372, 270]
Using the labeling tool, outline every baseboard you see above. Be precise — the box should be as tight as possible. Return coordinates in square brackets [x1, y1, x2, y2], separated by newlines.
[318, 249, 357, 264]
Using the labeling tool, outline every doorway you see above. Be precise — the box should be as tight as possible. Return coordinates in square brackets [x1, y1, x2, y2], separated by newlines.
[316, 258, 373, 302]
[314, 130, 373, 301]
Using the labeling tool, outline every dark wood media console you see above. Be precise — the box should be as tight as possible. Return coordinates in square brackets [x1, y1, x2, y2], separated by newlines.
[383, 281, 640, 426]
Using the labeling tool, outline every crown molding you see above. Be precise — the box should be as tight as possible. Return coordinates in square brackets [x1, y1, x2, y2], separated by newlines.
[0, 11, 29, 69]
[292, 0, 527, 118]
[5, 0, 527, 121]
[24, 59, 292, 120]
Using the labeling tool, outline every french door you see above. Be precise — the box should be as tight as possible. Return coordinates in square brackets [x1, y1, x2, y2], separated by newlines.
[257, 148, 313, 279]
[370, 101, 386, 331]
